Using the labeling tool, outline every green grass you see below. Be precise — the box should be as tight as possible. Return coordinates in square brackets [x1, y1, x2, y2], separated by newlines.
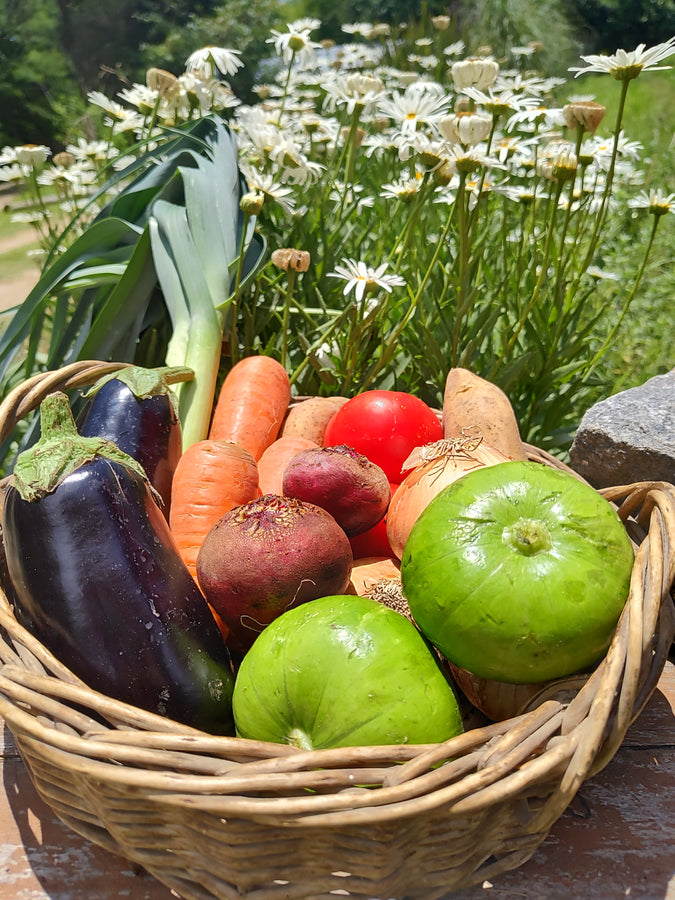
[558, 68, 675, 393]
[562, 68, 675, 187]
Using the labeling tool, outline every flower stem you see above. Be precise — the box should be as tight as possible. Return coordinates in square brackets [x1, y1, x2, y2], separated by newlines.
[585, 213, 661, 372]
[490, 180, 564, 377]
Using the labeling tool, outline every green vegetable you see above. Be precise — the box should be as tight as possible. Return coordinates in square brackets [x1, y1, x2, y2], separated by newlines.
[401, 461, 635, 684]
[0, 115, 266, 471]
[232, 594, 463, 749]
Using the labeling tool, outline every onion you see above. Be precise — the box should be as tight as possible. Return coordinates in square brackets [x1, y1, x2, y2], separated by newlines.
[349, 556, 414, 623]
[448, 662, 589, 721]
[386, 431, 511, 559]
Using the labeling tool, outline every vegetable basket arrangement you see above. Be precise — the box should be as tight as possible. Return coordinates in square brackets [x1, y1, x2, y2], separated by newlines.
[0, 359, 674, 900]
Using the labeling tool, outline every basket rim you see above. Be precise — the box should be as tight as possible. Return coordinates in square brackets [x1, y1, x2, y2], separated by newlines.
[0, 361, 673, 831]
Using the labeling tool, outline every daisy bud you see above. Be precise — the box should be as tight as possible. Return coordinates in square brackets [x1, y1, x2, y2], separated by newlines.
[340, 126, 366, 148]
[240, 191, 265, 215]
[431, 15, 451, 31]
[433, 161, 456, 186]
[563, 100, 606, 134]
[538, 145, 578, 182]
[52, 151, 75, 169]
[271, 248, 311, 272]
[146, 67, 179, 97]
[552, 147, 578, 182]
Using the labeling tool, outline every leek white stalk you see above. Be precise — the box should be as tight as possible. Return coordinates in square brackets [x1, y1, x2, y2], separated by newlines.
[148, 121, 265, 451]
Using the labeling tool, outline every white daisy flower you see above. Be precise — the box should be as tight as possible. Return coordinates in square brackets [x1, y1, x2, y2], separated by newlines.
[328, 182, 375, 212]
[341, 22, 374, 39]
[628, 188, 675, 216]
[409, 53, 439, 72]
[587, 266, 620, 280]
[328, 258, 407, 303]
[0, 163, 28, 183]
[324, 73, 386, 116]
[87, 91, 128, 117]
[117, 84, 160, 114]
[185, 46, 243, 80]
[462, 86, 544, 119]
[108, 109, 146, 135]
[380, 171, 425, 202]
[377, 83, 453, 134]
[569, 36, 675, 80]
[240, 167, 296, 215]
[66, 139, 118, 164]
[583, 131, 643, 172]
[443, 40, 466, 58]
[267, 20, 322, 66]
[13, 144, 51, 167]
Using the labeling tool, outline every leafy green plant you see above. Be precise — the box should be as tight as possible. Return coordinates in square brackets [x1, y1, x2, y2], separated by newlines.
[2, 22, 673, 470]
[0, 115, 264, 470]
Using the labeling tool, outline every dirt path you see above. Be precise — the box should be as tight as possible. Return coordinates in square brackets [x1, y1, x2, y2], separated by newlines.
[0, 228, 38, 254]
[0, 226, 40, 312]
[1, 270, 40, 311]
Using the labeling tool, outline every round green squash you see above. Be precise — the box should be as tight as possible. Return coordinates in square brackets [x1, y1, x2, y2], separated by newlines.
[400, 461, 635, 684]
[232, 594, 463, 749]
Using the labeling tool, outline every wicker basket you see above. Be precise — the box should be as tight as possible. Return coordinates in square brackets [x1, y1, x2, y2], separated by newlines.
[0, 360, 673, 900]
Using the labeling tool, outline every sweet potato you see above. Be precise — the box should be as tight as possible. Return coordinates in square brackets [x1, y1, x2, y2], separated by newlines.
[257, 435, 318, 495]
[442, 367, 527, 460]
[280, 396, 349, 445]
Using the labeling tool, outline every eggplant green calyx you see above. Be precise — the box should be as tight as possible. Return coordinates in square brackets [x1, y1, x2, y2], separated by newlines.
[82, 365, 194, 402]
[502, 517, 552, 556]
[12, 391, 151, 502]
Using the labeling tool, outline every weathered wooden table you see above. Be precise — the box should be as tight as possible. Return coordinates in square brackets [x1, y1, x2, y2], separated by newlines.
[1, 662, 673, 900]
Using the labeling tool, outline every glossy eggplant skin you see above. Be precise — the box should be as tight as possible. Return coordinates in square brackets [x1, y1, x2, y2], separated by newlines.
[3, 457, 235, 734]
[77, 377, 182, 515]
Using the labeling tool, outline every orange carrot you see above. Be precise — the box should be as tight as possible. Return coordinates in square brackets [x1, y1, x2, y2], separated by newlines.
[257, 435, 318, 496]
[208, 355, 291, 460]
[169, 439, 259, 582]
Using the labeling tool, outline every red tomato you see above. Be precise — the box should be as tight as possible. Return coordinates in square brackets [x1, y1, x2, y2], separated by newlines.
[349, 483, 399, 559]
[324, 390, 442, 482]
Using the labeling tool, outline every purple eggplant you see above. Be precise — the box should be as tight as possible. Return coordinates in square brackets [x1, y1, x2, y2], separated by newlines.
[76, 366, 193, 516]
[3, 392, 234, 734]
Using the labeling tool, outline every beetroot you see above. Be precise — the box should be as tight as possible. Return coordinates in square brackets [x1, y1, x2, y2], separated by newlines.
[196, 494, 353, 656]
[282, 444, 391, 536]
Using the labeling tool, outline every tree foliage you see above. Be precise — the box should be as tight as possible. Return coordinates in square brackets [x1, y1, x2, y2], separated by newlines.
[141, 0, 282, 103]
[570, 0, 675, 53]
[303, 0, 454, 42]
[0, 0, 81, 146]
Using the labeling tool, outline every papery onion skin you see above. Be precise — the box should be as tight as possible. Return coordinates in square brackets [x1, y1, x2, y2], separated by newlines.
[386, 438, 511, 560]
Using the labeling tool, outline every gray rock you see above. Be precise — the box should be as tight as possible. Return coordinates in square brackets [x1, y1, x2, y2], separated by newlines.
[569, 370, 675, 489]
